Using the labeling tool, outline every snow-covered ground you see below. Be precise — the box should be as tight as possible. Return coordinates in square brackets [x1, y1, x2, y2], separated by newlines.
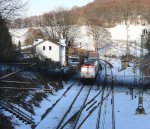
[99, 57, 150, 129]
[1, 57, 150, 129]
[10, 28, 28, 45]
[99, 24, 148, 57]
[108, 24, 146, 42]
[114, 91, 150, 129]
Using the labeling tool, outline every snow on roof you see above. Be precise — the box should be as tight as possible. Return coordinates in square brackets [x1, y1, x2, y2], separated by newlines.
[33, 39, 67, 47]
[21, 39, 66, 50]
[33, 39, 44, 46]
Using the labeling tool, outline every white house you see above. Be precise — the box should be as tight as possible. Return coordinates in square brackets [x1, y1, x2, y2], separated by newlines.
[33, 39, 66, 66]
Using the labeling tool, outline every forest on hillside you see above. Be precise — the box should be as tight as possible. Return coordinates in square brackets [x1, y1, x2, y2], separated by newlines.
[10, 0, 150, 28]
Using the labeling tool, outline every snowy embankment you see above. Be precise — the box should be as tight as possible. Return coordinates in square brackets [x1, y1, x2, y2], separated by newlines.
[102, 57, 150, 129]
[114, 92, 150, 129]
[10, 28, 28, 45]
[102, 24, 148, 57]
[108, 24, 146, 42]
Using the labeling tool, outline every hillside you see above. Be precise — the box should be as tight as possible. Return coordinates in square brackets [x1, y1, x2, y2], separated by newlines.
[11, 0, 150, 29]
[80, 0, 150, 26]
[89, 0, 150, 6]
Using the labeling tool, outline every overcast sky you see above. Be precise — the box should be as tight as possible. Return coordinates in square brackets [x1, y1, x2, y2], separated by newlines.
[24, 0, 94, 17]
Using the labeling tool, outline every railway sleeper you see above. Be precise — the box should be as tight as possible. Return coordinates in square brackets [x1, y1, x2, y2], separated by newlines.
[86, 100, 97, 111]
[0, 104, 34, 125]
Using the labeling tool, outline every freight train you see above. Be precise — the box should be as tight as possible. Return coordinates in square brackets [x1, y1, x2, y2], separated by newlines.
[80, 51, 100, 81]
[80, 60, 99, 80]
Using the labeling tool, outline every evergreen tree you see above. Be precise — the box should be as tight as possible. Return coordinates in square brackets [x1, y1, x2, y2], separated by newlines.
[0, 16, 13, 61]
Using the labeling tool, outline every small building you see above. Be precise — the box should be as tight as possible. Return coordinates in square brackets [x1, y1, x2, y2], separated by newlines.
[33, 39, 66, 66]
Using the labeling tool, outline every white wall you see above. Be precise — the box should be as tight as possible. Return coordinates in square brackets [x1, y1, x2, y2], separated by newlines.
[35, 40, 66, 66]
[36, 41, 59, 62]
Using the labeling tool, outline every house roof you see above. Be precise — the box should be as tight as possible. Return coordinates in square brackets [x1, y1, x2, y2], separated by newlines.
[33, 39, 65, 47]
[21, 38, 66, 52]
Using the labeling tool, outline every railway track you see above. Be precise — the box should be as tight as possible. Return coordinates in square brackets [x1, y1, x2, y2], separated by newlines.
[56, 84, 86, 129]
[67, 59, 113, 129]
[98, 59, 115, 129]
[0, 58, 115, 129]
[58, 84, 95, 129]
[35, 81, 82, 126]
[76, 90, 111, 129]
[36, 82, 101, 129]
[96, 60, 108, 129]
[0, 100, 35, 125]
[0, 59, 116, 129]
[60, 87, 103, 128]
[40, 82, 78, 121]
[72, 84, 93, 129]
[51, 60, 113, 129]
[2, 59, 113, 129]
[101, 59, 116, 129]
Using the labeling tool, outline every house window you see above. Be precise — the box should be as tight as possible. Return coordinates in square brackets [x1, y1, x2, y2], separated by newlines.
[49, 46, 52, 50]
[43, 46, 45, 50]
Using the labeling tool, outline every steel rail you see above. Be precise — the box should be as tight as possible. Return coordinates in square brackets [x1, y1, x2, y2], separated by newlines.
[96, 61, 107, 129]
[0, 101, 35, 125]
[40, 82, 77, 121]
[76, 90, 111, 129]
[60, 89, 102, 128]
[72, 84, 93, 129]
[56, 84, 85, 129]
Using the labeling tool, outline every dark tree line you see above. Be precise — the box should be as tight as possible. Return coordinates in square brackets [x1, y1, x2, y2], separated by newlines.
[0, 0, 27, 61]
[0, 16, 12, 60]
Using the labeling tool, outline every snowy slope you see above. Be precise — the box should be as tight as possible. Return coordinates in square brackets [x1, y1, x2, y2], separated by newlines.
[9, 24, 148, 58]
[10, 28, 28, 46]
[99, 24, 148, 57]
[108, 24, 146, 42]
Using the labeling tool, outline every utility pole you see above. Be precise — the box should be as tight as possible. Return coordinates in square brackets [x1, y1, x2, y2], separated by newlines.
[124, 10, 130, 68]
[136, 31, 145, 114]
[132, 41, 137, 100]
[111, 74, 115, 129]
[133, 41, 137, 87]
[126, 21, 130, 63]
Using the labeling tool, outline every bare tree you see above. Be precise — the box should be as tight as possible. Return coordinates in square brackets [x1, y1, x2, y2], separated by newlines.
[0, 0, 28, 20]
[88, 25, 111, 51]
[42, 8, 79, 45]
[13, 18, 22, 28]
[24, 28, 44, 46]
